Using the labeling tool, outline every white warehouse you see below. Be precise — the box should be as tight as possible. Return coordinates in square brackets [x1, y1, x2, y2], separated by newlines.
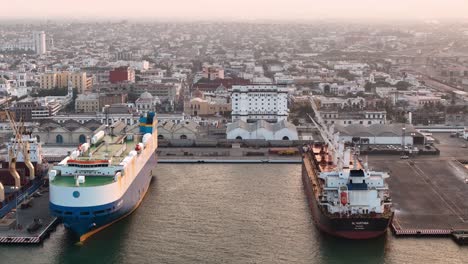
[227, 120, 298, 140]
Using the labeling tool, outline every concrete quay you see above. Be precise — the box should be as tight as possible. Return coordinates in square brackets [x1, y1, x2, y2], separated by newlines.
[157, 147, 302, 163]
[368, 133, 468, 243]
[0, 188, 59, 245]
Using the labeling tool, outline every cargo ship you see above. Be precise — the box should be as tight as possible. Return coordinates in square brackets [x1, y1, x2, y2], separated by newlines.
[49, 112, 158, 241]
[302, 104, 393, 239]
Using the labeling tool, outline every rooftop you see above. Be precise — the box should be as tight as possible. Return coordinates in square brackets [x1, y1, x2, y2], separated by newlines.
[334, 123, 422, 137]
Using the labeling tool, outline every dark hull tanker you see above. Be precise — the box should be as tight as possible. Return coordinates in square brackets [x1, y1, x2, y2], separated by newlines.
[302, 144, 393, 239]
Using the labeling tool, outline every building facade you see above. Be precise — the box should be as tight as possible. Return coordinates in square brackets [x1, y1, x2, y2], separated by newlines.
[70, 72, 93, 93]
[202, 65, 224, 80]
[184, 97, 231, 117]
[99, 92, 128, 107]
[227, 120, 298, 140]
[38, 105, 139, 126]
[109, 66, 135, 84]
[32, 31, 46, 55]
[75, 93, 100, 113]
[9, 98, 62, 122]
[157, 120, 199, 140]
[135, 92, 161, 114]
[32, 120, 104, 145]
[231, 84, 289, 123]
[320, 110, 387, 126]
[133, 83, 180, 103]
[39, 71, 93, 93]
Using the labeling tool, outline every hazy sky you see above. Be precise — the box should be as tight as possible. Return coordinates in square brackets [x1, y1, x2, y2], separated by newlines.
[3, 0, 468, 21]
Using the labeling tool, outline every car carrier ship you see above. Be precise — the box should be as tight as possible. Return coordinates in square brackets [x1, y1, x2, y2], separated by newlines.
[49, 112, 158, 241]
[301, 103, 393, 239]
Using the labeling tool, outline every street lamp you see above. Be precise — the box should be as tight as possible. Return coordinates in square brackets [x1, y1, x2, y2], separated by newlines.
[402, 127, 406, 155]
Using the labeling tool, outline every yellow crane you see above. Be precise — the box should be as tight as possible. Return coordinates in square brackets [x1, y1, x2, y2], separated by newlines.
[5, 110, 21, 188]
[16, 118, 35, 180]
[5, 111, 35, 186]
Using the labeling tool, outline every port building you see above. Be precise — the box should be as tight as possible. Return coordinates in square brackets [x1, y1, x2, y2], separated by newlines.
[227, 120, 298, 140]
[332, 123, 425, 145]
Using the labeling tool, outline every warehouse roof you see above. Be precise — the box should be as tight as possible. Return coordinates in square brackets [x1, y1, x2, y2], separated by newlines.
[334, 123, 422, 137]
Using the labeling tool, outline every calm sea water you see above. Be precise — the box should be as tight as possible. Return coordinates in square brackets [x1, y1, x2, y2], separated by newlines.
[0, 164, 467, 264]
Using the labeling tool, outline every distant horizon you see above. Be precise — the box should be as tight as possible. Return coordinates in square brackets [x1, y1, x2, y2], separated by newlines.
[1, 17, 467, 25]
[2, 0, 468, 22]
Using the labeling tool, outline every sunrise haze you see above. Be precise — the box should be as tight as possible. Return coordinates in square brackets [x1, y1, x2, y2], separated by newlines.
[2, 0, 468, 21]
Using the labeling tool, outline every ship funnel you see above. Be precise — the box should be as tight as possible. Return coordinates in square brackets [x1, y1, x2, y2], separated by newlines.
[8, 147, 21, 188]
[0, 182, 4, 202]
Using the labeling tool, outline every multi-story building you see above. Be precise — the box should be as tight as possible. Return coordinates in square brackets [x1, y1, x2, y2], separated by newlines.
[193, 78, 250, 93]
[16, 73, 28, 88]
[39, 71, 93, 93]
[231, 84, 289, 123]
[314, 96, 366, 110]
[401, 95, 443, 110]
[202, 65, 224, 80]
[135, 91, 161, 114]
[320, 110, 387, 126]
[99, 92, 128, 107]
[70, 72, 93, 94]
[75, 93, 100, 113]
[109, 66, 135, 84]
[9, 98, 61, 122]
[184, 97, 231, 117]
[133, 83, 180, 103]
[40, 73, 58, 89]
[39, 71, 70, 89]
[32, 31, 46, 55]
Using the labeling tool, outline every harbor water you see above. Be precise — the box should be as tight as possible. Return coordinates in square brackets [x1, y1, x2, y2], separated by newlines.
[0, 164, 467, 264]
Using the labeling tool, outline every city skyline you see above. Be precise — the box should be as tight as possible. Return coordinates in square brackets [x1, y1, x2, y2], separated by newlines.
[2, 0, 468, 21]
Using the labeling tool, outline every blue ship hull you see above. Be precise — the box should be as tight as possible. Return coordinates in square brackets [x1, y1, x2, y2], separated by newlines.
[50, 155, 157, 241]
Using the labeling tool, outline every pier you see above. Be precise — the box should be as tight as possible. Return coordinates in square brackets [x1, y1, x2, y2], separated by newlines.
[369, 133, 468, 244]
[158, 147, 302, 164]
[0, 188, 59, 245]
[158, 158, 301, 164]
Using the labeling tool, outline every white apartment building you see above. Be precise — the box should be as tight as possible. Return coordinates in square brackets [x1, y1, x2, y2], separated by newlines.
[231, 85, 289, 123]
